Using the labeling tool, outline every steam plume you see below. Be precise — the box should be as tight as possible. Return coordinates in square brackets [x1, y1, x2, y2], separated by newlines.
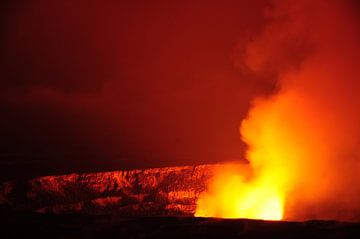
[196, 0, 360, 221]
[243, 0, 360, 220]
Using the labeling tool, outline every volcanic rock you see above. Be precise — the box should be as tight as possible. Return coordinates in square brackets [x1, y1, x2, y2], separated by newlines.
[0, 164, 220, 216]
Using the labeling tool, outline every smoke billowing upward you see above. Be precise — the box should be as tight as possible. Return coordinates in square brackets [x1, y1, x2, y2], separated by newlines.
[2, 0, 360, 221]
[196, 0, 360, 221]
[243, 0, 360, 220]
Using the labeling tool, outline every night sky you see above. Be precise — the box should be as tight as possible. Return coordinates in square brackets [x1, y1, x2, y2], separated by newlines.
[0, 0, 276, 180]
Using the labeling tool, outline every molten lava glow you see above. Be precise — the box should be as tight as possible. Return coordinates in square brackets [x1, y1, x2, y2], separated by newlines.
[195, 171, 284, 220]
[195, 91, 306, 221]
[197, 0, 360, 222]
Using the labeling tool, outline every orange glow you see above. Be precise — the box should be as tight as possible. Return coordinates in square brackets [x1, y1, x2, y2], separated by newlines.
[195, 78, 333, 220]
[195, 0, 360, 222]
[196, 0, 360, 222]
[195, 169, 284, 220]
[195, 91, 306, 221]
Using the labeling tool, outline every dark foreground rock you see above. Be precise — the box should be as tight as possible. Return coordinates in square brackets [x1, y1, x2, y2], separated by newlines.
[0, 164, 220, 215]
[1, 209, 360, 239]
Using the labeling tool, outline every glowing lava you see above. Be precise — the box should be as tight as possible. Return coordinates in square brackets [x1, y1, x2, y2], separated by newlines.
[195, 91, 304, 221]
[196, 0, 360, 221]
[195, 171, 284, 220]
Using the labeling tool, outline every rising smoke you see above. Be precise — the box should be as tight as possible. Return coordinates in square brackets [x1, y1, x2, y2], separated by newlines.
[242, 0, 360, 220]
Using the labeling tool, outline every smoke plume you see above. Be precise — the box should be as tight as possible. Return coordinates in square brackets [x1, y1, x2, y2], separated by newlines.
[242, 0, 360, 220]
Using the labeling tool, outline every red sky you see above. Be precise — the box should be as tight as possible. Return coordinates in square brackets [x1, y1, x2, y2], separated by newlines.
[0, 0, 277, 180]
